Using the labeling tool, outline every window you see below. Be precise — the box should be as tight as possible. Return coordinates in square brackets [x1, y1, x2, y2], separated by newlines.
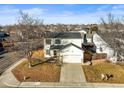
[100, 47, 103, 52]
[46, 50, 50, 55]
[46, 39, 51, 44]
[54, 50, 57, 56]
[55, 39, 61, 44]
[84, 34, 87, 44]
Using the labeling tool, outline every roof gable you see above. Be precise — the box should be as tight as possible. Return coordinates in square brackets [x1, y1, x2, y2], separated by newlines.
[61, 43, 82, 50]
[50, 43, 83, 51]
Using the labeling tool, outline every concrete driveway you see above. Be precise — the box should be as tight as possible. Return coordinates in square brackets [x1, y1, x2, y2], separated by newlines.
[60, 63, 86, 83]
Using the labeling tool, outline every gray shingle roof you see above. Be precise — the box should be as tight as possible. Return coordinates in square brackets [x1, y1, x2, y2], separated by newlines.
[0, 32, 9, 38]
[50, 45, 64, 50]
[45, 32, 82, 38]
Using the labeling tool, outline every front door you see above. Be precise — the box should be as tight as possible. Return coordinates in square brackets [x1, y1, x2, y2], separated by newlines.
[53, 50, 57, 57]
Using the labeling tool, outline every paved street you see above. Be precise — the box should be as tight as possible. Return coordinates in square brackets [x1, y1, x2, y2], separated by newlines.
[0, 51, 23, 75]
[60, 63, 86, 83]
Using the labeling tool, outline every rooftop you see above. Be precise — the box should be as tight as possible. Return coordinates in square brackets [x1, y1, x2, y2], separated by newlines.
[44, 31, 83, 39]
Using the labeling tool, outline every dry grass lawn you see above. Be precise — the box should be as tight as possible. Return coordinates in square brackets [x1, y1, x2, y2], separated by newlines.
[83, 62, 124, 83]
[12, 61, 61, 82]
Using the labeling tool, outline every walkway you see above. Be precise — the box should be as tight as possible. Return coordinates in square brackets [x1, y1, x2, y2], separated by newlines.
[60, 63, 86, 83]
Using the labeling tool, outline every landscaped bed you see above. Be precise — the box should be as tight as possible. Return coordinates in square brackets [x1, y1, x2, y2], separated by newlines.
[12, 61, 61, 82]
[82, 62, 124, 83]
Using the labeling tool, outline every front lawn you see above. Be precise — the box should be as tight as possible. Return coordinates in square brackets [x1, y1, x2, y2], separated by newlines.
[12, 61, 61, 82]
[82, 62, 124, 83]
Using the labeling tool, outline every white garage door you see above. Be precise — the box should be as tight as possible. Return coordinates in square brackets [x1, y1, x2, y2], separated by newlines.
[63, 55, 82, 63]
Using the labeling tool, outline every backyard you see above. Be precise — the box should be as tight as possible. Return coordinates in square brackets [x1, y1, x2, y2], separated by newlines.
[83, 62, 124, 83]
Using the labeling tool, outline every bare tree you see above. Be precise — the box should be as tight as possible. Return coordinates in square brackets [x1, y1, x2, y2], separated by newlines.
[14, 11, 44, 68]
[98, 13, 124, 63]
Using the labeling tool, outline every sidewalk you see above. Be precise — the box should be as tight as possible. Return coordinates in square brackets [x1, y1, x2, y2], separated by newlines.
[0, 58, 26, 87]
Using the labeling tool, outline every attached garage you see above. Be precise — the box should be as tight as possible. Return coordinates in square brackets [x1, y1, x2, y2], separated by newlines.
[62, 55, 83, 63]
[60, 43, 84, 63]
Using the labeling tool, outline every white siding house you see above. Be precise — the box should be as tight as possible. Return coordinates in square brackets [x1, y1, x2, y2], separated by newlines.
[93, 33, 116, 62]
[44, 30, 95, 64]
[44, 31, 85, 63]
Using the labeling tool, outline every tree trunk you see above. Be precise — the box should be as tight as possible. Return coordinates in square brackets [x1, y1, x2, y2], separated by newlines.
[27, 51, 33, 68]
[28, 60, 31, 68]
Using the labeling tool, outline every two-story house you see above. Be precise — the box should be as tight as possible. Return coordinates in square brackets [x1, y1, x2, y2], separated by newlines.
[44, 30, 95, 63]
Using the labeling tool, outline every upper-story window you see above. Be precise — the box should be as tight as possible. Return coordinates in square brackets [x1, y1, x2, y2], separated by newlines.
[55, 39, 61, 44]
[84, 34, 87, 44]
[46, 39, 51, 44]
[100, 47, 103, 52]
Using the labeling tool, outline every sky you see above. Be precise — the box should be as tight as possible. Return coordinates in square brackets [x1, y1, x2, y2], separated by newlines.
[0, 4, 124, 25]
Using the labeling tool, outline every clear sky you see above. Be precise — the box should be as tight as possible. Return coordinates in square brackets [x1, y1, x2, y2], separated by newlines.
[0, 4, 124, 25]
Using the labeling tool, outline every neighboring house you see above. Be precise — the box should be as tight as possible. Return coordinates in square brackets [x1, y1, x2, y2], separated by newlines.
[0, 31, 9, 52]
[93, 33, 116, 62]
[44, 30, 95, 63]
[0, 31, 9, 41]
